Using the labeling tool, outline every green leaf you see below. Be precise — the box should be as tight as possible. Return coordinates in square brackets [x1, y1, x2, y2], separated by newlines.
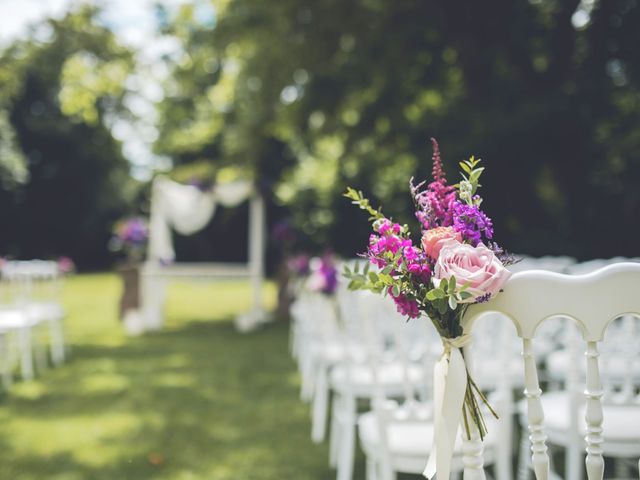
[469, 167, 484, 183]
[459, 161, 471, 174]
[459, 291, 473, 300]
[436, 299, 448, 315]
[448, 295, 458, 310]
[448, 275, 457, 293]
[368, 271, 378, 284]
[392, 284, 400, 297]
[431, 288, 446, 299]
[343, 186, 385, 221]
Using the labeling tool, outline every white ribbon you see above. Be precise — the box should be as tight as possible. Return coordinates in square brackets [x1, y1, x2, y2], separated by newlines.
[423, 334, 471, 480]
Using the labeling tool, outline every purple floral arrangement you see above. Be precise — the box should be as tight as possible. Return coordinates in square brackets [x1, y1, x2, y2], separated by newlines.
[110, 217, 149, 262]
[286, 253, 311, 277]
[307, 253, 339, 295]
[344, 139, 517, 477]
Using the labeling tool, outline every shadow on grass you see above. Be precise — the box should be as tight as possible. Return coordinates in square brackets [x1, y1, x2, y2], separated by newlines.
[0, 319, 342, 480]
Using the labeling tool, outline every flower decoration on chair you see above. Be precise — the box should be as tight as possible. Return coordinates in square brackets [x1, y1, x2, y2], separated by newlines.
[307, 253, 339, 296]
[109, 216, 149, 263]
[343, 138, 517, 479]
[57, 256, 76, 275]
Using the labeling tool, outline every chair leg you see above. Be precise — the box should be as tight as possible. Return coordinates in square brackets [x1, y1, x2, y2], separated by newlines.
[311, 365, 329, 443]
[495, 391, 514, 480]
[34, 326, 48, 373]
[300, 354, 316, 402]
[329, 394, 340, 467]
[565, 437, 582, 480]
[49, 318, 65, 365]
[0, 334, 12, 390]
[516, 434, 532, 480]
[336, 394, 356, 480]
[365, 457, 376, 480]
[19, 327, 34, 381]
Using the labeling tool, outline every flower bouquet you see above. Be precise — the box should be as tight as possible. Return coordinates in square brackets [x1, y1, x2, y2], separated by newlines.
[109, 216, 149, 263]
[343, 138, 516, 479]
[307, 253, 339, 296]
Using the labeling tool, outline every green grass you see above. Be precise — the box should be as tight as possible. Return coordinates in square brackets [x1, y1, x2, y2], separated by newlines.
[0, 273, 335, 480]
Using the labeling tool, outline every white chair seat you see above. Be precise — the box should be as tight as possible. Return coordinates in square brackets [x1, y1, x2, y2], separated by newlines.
[546, 350, 640, 382]
[0, 310, 38, 330]
[474, 356, 524, 389]
[358, 407, 498, 473]
[25, 302, 64, 321]
[330, 362, 426, 396]
[519, 391, 640, 451]
[311, 340, 366, 365]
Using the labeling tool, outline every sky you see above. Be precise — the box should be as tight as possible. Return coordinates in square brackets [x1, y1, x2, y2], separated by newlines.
[0, 0, 206, 180]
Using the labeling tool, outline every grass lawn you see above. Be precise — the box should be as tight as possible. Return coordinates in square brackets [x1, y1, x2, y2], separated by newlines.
[0, 273, 337, 480]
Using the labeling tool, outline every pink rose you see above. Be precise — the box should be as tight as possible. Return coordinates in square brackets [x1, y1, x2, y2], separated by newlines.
[434, 240, 511, 303]
[421, 227, 462, 259]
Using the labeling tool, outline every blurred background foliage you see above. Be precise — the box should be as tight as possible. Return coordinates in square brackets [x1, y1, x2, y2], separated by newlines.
[0, 6, 139, 268]
[1, 0, 639, 268]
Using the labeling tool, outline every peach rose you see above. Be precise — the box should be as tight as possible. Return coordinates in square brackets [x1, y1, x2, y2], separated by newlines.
[421, 227, 462, 259]
[434, 240, 511, 303]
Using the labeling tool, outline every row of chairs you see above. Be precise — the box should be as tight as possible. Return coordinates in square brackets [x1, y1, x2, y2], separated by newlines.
[289, 256, 640, 480]
[0, 260, 67, 389]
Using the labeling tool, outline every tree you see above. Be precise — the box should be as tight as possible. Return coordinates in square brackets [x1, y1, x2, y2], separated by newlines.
[0, 6, 138, 268]
[158, 0, 640, 258]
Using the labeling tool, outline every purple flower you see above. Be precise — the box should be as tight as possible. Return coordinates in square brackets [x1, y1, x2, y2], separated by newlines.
[116, 217, 148, 245]
[306, 254, 339, 295]
[287, 254, 311, 276]
[187, 177, 214, 192]
[451, 201, 494, 246]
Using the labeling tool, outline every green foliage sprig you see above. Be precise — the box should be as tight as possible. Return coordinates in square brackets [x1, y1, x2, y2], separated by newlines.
[343, 187, 386, 222]
[456, 156, 484, 206]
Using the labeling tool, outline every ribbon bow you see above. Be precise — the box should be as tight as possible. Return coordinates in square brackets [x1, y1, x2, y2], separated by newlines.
[423, 334, 472, 480]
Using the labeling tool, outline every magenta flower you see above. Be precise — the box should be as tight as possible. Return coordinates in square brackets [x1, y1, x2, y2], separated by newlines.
[387, 286, 420, 318]
[411, 138, 457, 230]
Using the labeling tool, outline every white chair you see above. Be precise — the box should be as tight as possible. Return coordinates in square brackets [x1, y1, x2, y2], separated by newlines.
[2, 260, 66, 368]
[466, 262, 640, 480]
[515, 258, 640, 480]
[329, 291, 433, 480]
[357, 304, 514, 480]
[0, 307, 35, 385]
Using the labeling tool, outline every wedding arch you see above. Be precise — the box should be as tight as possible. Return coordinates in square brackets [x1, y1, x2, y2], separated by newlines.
[139, 176, 268, 333]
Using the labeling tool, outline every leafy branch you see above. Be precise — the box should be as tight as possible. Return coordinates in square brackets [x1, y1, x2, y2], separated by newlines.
[344, 187, 386, 222]
[457, 156, 484, 206]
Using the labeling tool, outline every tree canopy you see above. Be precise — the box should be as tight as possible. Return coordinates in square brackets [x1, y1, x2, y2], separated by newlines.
[156, 0, 640, 259]
[1, 0, 639, 267]
[0, 6, 138, 268]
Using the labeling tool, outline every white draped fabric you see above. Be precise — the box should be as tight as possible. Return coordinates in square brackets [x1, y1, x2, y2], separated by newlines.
[132, 176, 267, 335]
[148, 177, 254, 262]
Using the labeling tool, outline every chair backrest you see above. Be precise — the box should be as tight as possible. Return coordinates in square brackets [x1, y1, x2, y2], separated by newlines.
[1, 260, 62, 306]
[465, 262, 640, 480]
